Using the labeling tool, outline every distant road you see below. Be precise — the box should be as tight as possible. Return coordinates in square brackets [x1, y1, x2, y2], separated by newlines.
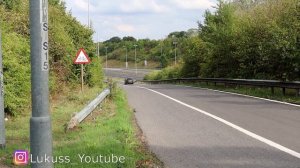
[104, 68, 157, 80]
[123, 84, 300, 168]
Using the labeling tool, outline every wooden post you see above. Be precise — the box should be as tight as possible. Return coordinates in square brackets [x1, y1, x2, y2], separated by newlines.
[296, 89, 299, 97]
[282, 87, 286, 96]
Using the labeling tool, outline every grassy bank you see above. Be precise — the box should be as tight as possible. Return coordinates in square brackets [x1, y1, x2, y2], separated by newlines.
[0, 86, 162, 167]
[179, 82, 300, 105]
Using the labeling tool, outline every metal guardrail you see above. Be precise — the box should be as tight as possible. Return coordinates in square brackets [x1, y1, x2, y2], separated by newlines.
[67, 88, 110, 129]
[142, 78, 300, 96]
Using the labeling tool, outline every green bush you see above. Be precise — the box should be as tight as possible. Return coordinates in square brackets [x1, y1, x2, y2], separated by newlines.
[2, 31, 30, 115]
[85, 57, 104, 88]
[199, 0, 299, 80]
[147, 0, 300, 81]
[144, 64, 182, 80]
[0, 1, 102, 115]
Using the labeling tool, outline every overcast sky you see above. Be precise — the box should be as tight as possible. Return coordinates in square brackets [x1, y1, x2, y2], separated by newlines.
[64, 0, 217, 42]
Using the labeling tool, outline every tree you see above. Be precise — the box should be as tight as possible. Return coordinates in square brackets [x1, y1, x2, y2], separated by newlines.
[199, 1, 239, 78]
[168, 31, 188, 38]
[105, 36, 122, 43]
[123, 36, 136, 41]
[181, 37, 207, 77]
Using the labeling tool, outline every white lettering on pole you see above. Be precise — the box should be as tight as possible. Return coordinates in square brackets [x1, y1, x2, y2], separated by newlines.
[41, 0, 48, 71]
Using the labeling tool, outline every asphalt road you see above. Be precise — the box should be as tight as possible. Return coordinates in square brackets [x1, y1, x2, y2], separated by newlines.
[123, 84, 300, 168]
[103, 68, 156, 80]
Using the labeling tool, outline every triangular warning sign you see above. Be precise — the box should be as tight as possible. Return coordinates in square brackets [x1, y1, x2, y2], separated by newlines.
[74, 48, 91, 64]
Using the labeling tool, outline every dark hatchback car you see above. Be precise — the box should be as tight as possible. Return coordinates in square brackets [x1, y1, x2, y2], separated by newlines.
[124, 78, 134, 85]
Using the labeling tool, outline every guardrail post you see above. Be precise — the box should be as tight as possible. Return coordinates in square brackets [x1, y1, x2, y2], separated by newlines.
[282, 87, 286, 96]
[271, 87, 275, 95]
[296, 89, 299, 97]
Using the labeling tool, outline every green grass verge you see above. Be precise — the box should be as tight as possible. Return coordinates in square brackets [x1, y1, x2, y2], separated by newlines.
[54, 88, 143, 168]
[0, 86, 160, 167]
[178, 82, 300, 105]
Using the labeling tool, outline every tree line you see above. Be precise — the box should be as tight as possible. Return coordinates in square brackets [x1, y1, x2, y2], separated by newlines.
[98, 29, 198, 68]
[145, 0, 299, 81]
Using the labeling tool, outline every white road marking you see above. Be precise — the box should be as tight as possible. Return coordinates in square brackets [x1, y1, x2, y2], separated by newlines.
[177, 85, 300, 107]
[137, 86, 300, 159]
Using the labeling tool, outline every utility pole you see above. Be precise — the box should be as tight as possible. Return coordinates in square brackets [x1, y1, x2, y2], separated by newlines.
[83, 0, 90, 92]
[0, 29, 5, 149]
[30, 0, 53, 167]
[88, 0, 90, 28]
[134, 44, 137, 74]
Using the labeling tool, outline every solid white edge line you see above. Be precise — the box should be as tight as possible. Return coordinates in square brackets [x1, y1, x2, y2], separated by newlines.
[176, 85, 300, 108]
[137, 86, 300, 159]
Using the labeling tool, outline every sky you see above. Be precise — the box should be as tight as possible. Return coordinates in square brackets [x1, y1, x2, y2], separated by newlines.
[64, 0, 217, 42]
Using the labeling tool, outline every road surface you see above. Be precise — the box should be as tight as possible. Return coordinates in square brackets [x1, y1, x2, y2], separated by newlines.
[123, 84, 300, 168]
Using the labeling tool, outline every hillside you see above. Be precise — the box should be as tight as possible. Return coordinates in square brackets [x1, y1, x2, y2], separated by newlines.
[98, 29, 198, 69]
[0, 0, 103, 115]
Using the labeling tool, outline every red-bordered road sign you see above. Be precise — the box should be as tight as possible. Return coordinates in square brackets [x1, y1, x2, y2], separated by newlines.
[73, 48, 91, 64]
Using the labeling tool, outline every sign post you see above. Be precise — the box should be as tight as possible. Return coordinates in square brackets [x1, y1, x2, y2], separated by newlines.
[0, 28, 5, 150]
[73, 48, 91, 92]
[81, 64, 84, 91]
[30, 0, 53, 167]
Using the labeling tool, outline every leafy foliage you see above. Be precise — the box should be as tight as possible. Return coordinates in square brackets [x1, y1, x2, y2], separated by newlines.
[144, 64, 182, 80]
[181, 37, 207, 77]
[99, 29, 198, 68]
[0, 1, 102, 115]
[146, 0, 300, 81]
[85, 57, 104, 88]
[0, 0, 21, 10]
